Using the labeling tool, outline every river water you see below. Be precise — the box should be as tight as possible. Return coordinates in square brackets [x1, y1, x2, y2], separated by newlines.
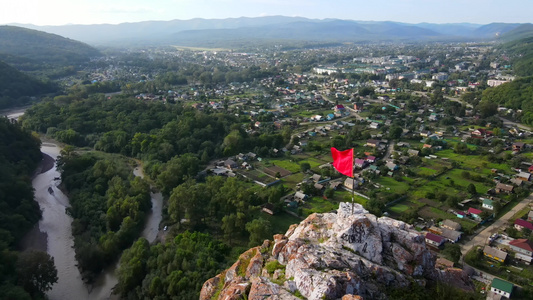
[8, 110, 163, 299]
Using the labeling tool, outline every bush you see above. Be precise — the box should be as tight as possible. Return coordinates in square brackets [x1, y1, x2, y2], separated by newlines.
[265, 260, 285, 275]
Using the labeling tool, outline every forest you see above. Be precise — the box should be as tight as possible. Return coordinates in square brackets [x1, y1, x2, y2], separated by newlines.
[0, 117, 58, 299]
[57, 150, 151, 281]
[0, 61, 57, 109]
[481, 76, 533, 124]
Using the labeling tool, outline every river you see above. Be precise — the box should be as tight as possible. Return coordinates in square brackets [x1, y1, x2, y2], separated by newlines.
[8, 109, 163, 299]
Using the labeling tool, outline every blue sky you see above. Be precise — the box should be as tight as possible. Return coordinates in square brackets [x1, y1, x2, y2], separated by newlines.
[2, 0, 532, 26]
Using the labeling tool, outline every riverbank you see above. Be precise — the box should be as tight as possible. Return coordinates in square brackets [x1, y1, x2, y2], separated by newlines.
[19, 150, 56, 252]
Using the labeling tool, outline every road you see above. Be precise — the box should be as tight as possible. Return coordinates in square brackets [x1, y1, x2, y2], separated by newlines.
[498, 116, 532, 131]
[460, 194, 533, 257]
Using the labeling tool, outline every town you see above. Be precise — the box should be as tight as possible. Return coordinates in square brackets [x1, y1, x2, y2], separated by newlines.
[49, 41, 533, 299]
[5, 33, 533, 299]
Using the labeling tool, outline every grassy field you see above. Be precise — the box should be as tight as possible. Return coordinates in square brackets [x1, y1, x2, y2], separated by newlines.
[282, 173, 305, 189]
[269, 159, 301, 173]
[417, 167, 438, 176]
[389, 203, 410, 213]
[375, 177, 410, 194]
[436, 149, 511, 173]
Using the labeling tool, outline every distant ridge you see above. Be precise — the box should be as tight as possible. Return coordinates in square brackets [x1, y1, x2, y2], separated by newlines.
[9, 17, 530, 47]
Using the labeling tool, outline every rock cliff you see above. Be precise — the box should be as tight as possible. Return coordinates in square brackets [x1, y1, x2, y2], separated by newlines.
[201, 203, 473, 300]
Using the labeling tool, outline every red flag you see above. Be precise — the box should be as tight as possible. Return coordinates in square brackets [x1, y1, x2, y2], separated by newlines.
[331, 147, 353, 177]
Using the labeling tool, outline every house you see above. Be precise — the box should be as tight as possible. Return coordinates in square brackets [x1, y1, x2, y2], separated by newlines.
[428, 226, 442, 235]
[510, 178, 523, 187]
[425, 233, 445, 247]
[528, 210, 533, 222]
[509, 239, 533, 264]
[334, 104, 346, 113]
[514, 219, 533, 231]
[456, 211, 466, 219]
[513, 142, 525, 152]
[329, 181, 343, 190]
[326, 113, 335, 121]
[314, 183, 324, 191]
[471, 128, 492, 138]
[369, 122, 380, 129]
[262, 203, 275, 215]
[483, 245, 507, 262]
[294, 192, 308, 202]
[490, 278, 513, 299]
[495, 183, 514, 194]
[224, 159, 238, 170]
[312, 174, 322, 182]
[482, 198, 494, 210]
[365, 139, 381, 148]
[440, 228, 462, 243]
[385, 161, 398, 171]
[442, 219, 462, 231]
[420, 131, 431, 138]
[354, 158, 367, 169]
[344, 178, 358, 190]
[528, 165, 533, 174]
[468, 207, 483, 220]
[517, 172, 531, 181]
[354, 102, 364, 111]
[407, 149, 420, 157]
[366, 155, 376, 163]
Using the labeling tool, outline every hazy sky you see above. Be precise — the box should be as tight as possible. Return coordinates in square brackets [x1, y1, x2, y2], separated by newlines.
[2, 0, 532, 26]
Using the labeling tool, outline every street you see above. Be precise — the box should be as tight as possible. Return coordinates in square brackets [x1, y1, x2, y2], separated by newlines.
[461, 194, 533, 256]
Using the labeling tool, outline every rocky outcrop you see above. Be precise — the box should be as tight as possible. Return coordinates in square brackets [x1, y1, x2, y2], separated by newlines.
[201, 203, 473, 300]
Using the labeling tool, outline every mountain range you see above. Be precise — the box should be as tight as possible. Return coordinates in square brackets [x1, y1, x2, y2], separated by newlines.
[11, 16, 531, 47]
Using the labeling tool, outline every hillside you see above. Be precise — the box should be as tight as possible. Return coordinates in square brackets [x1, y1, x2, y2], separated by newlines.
[0, 61, 57, 109]
[498, 33, 533, 77]
[0, 26, 101, 71]
[201, 203, 476, 300]
[499, 23, 533, 42]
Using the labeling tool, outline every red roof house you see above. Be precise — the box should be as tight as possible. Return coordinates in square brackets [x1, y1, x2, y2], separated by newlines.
[514, 219, 533, 231]
[468, 207, 482, 215]
[425, 232, 445, 247]
[509, 239, 533, 263]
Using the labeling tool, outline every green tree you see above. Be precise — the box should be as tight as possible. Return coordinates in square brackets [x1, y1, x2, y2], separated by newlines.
[117, 238, 150, 295]
[441, 243, 462, 263]
[245, 218, 272, 247]
[477, 100, 498, 118]
[300, 162, 311, 172]
[16, 251, 58, 296]
[221, 214, 238, 245]
[467, 183, 477, 196]
[388, 126, 403, 140]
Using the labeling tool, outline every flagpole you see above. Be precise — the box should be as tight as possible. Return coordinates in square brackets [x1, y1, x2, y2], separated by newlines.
[352, 148, 355, 215]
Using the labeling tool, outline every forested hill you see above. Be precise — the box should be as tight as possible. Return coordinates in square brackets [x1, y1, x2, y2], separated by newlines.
[0, 26, 101, 71]
[482, 76, 533, 124]
[499, 34, 533, 77]
[0, 117, 47, 298]
[0, 60, 57, 109]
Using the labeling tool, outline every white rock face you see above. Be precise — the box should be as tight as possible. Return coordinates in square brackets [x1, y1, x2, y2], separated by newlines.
[201, 203, 471, 300]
